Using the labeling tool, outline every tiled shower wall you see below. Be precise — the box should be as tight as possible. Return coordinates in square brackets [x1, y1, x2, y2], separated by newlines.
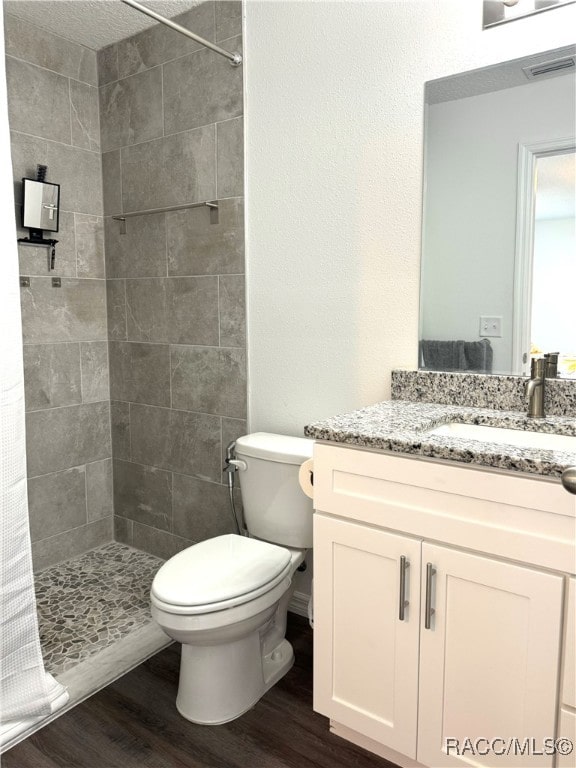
[6, 0, 245, 569]
[5, 13, 113, 571]
[98, 1, 246, 559]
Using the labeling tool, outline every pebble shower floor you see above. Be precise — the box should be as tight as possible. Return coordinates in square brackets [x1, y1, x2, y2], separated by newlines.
[35, 543, 163, 676]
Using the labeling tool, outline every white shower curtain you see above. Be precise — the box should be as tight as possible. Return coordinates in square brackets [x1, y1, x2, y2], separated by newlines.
[0, 12, 65, 724]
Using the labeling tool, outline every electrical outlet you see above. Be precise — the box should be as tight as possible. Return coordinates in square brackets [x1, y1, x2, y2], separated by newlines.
[479, 316, 502, 337]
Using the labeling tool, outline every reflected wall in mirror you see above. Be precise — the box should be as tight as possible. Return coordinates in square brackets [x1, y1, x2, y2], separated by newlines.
[526, 148, 575, 376]
[419, 45, 576, 378]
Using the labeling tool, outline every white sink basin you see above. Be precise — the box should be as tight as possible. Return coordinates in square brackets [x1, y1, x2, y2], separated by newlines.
[427, 422, 576, 452]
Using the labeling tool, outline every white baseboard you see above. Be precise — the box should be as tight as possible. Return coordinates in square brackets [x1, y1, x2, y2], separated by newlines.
[288, 589, 311, 619]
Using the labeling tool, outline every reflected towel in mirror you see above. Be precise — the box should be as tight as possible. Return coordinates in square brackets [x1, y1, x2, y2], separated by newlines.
[419, 339, 493, 373]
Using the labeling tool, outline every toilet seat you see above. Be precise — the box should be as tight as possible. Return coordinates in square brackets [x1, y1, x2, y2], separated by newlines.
[151, 534, 292, 615]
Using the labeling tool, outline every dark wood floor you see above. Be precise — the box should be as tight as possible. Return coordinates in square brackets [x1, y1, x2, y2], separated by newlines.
[4, 614, 397, 768]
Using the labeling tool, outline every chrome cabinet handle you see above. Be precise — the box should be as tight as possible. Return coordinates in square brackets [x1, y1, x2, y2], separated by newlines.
[424, 562, 436, 630]
[561, 467, 576, 495]
[398, 555, 410, 621]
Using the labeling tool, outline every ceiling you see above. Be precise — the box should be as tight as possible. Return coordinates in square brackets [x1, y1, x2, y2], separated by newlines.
[3, 0, 203, 50]
[426, 44, 576, 104]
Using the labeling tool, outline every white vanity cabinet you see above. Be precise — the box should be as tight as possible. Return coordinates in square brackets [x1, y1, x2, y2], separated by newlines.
[416, 544, 563, 768]
[312, 443, 576, 768]
[558, 578, 576, 768]
[314, 514, 421, 756]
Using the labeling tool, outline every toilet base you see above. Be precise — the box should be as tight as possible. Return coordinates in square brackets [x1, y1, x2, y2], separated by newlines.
[262, 638, 294, 689]
[176, 635, 295, 725]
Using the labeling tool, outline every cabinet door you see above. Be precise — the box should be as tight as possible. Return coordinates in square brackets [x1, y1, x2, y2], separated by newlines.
[418, 543, 564, 768]
[313, 514, 421, 758]
[557, 709, 576, 768]
[561, 577, 575, 709]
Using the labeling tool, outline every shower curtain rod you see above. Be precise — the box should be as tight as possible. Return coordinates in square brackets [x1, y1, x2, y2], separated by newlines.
[120, 0, 243, 66]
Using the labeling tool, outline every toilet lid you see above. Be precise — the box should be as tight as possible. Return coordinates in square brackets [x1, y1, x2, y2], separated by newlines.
[151, 534, 292, 607]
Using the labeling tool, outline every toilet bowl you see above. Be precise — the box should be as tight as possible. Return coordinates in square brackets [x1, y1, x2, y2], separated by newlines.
[150, 433, 314, 725]
[151, 535, 306, 725]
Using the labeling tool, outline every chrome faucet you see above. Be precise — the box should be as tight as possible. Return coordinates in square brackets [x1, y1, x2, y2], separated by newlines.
[525, 357, 546, 418]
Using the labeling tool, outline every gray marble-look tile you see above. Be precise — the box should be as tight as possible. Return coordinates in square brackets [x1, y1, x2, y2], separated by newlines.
[121, 126, 216, 213]
[115, 23, 168, 80]
[221, 416, 247, 467]
[116, 2, 216, 79]
[28, 466, 87, 542]
[26, 401, 111, 477]
[102, 150, 122, 217]
[23, 342, 82, 411]
[167, 197, 244, 276]
[31, 517, 113, 572]
[172, 473, 239, 541]
[215, 0, 242, 42]
[17, 209, 76, 278]
[20, 278, 107, 344]
[86, 458, 114, 522]
[18, 240, 58, 278]
[163, 39, 242, 135]
[42, 141, 102, 216]
[114, 515, 133, 546]
[70, 80, 100, 151]
[125, 277, 219, 345]
[111, 400, 131, 461]
[100, 67, 163, 153]
[130, 403, 221, 480]
[97, 44, 119, 86]
[165, 3, 218, 61]
[113, 459, 172, 531]
[105, 213, 166, 278]
[6, 57, 71, 144]
[11, 131, 44, 207]
[75, 215, 105, 278]
[215, 1, 243, 41]
[219, 274, 245, 347]
[170, 345, 246, 418]
[11, 131, 102, 215]
[80, 341, 110, 403]
[106, 280, 127, 341]
[4, 14, 98, 85]
[217, 117, 243, 198]
[109, 341, 170, 407]
[132, 522, 193, 561]
[126, 279, 169, 342]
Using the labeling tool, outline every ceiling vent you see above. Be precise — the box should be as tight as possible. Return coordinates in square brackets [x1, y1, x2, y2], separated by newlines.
[523, 56, 576, 80]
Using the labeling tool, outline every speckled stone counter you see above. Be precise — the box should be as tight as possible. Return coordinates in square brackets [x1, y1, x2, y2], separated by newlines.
[391, 369, 576, 416]
[304, 400, 576, 478]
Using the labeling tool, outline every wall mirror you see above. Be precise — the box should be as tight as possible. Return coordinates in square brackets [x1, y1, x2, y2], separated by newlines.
[21, 178, 60, 234]
[483, 0, 576, 29]
[419, 45, 576, 378]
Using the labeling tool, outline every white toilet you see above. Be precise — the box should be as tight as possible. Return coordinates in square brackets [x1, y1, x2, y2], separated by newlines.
[150, 432, 314, 725]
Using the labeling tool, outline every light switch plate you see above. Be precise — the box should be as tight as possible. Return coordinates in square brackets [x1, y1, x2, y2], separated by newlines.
[479, 316, 502, 337]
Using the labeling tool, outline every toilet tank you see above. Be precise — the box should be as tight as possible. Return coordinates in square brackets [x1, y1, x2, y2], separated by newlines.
[234, 433, 314, 548]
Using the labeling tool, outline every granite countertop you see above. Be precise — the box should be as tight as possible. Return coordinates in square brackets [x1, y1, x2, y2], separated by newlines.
[304, 400, 576, 478]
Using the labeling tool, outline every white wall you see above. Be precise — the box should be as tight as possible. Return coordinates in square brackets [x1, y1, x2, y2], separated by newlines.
[421, 76, 575, 373]
[244, 0, 576, 435]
